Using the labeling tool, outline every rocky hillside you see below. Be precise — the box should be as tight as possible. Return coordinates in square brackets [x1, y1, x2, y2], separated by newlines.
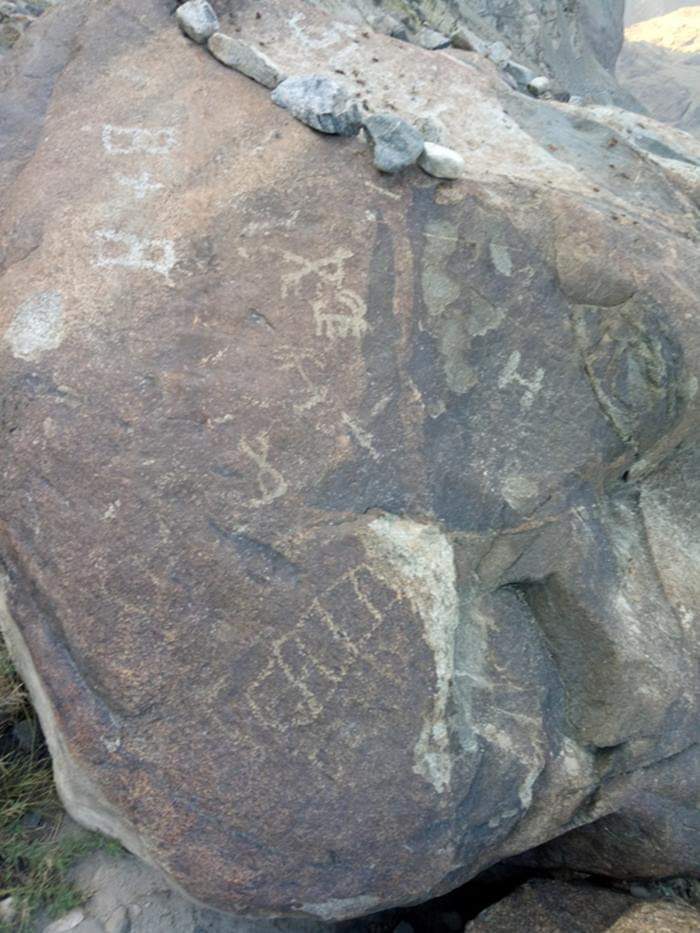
[1, 0, 699, 925]
[617, 5, 700, 133]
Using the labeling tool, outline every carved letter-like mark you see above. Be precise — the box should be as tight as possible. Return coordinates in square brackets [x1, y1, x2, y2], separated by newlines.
[281, 249, 368, 342]
[214, 566, 399, 734]
[239, 434, 288, 507]
[118, 172, 164, 200]
[94, 230, 176, 277]
[498, 351, 544, 410]
[313, 292, 368, 341]
[276, 346, 329, 413]
[102, 124, 176, 155]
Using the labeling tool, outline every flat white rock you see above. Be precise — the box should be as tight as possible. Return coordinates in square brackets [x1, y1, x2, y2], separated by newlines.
[418, 141, 465, 179]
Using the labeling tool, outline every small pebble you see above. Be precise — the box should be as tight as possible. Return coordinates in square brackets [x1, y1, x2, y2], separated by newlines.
[0, 898, 16, 924]
[363, 113, 424, 173]
[175, 0, 218, 45]
[504, 60, 536, 88]
[418, 141, 465, 179]
[528, 75, 551, 96]
[43, 910, 85, 933]
[208, 32, 285, 88]
[271, 75, 361, 136]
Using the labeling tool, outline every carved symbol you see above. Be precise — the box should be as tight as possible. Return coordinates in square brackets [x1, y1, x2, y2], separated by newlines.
[280, 249, 368, 342]
[117, 172, 164, 200]
[94, 230, 176, 277]
[276, 346, 328, 413]
[239, 434, 288, 507]
[312, 292, 368, 341]
[101, 124, 176, 155]
[498, 351, 544, 410]
[216, 566, 397, 734]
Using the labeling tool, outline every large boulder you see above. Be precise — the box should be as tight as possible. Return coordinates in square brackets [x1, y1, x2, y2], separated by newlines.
[1, 0, 699, 921]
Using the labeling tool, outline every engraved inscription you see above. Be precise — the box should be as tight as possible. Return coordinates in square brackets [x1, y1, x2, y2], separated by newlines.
[94, 230, 176, 277]
[118, 172, 165, 200]
[498, 351, 544, 410]
[102, 124, 176, 155]
[239, 434, 288, 506]
[215, 566, 399, 733]
[281, 249, 368, 341]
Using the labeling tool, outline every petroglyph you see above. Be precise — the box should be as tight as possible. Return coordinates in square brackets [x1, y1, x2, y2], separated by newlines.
[94, 230, 176, 277]
[276, 347, 328, 413]
[101, 124, 176, 155]
[341, 412, 380, 460]
[118, 172, 164, 200]
[239, 434, 288, 506]
[219, 566, 398, 733]
[313, 292, 368, 340]
[498, 351, 545, 410]
[4, 291, 64, 361]
[281, 249, 368, 341]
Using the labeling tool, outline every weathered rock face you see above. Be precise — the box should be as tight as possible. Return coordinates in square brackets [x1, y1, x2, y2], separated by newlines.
[465, 880, 700, 932]
[1, 0, 700, 922]
[333, 0, 631, 104]
[617, 6, 700, 135]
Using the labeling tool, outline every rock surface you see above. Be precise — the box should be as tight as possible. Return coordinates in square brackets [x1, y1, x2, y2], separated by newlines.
[342, 0, 634, 106]
[465, 879, 700, 932]
[1, 0, 700, 923]
[617, 6, 700, 134]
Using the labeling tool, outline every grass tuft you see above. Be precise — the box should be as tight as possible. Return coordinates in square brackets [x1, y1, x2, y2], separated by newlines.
[0, 640, 118, 931]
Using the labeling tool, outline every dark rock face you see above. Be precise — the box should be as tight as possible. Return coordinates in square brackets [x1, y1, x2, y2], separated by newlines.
[465, 879, 700, 931]
[1, 0, 699, 922]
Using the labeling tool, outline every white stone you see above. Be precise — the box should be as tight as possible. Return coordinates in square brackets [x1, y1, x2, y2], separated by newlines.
[0, 898, 15, 924]
[418, 141, 465, 180]
[43, 909, 84, 933]
[528, 75, 551, 96]
[175, 0, 218, 45]
[207, 32, 286, 89]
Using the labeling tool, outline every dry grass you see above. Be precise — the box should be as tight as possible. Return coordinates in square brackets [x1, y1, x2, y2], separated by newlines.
[0, 643, 117, 931]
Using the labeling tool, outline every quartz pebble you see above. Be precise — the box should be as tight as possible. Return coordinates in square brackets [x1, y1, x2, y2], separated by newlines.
[528, 75, 551, 96]
[363, 113, 424, 173]
[418, 141, 465, 179]
[271, 75, 361, 135]
[175, 0, 218, 45]
[208, 32, 285, 88]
